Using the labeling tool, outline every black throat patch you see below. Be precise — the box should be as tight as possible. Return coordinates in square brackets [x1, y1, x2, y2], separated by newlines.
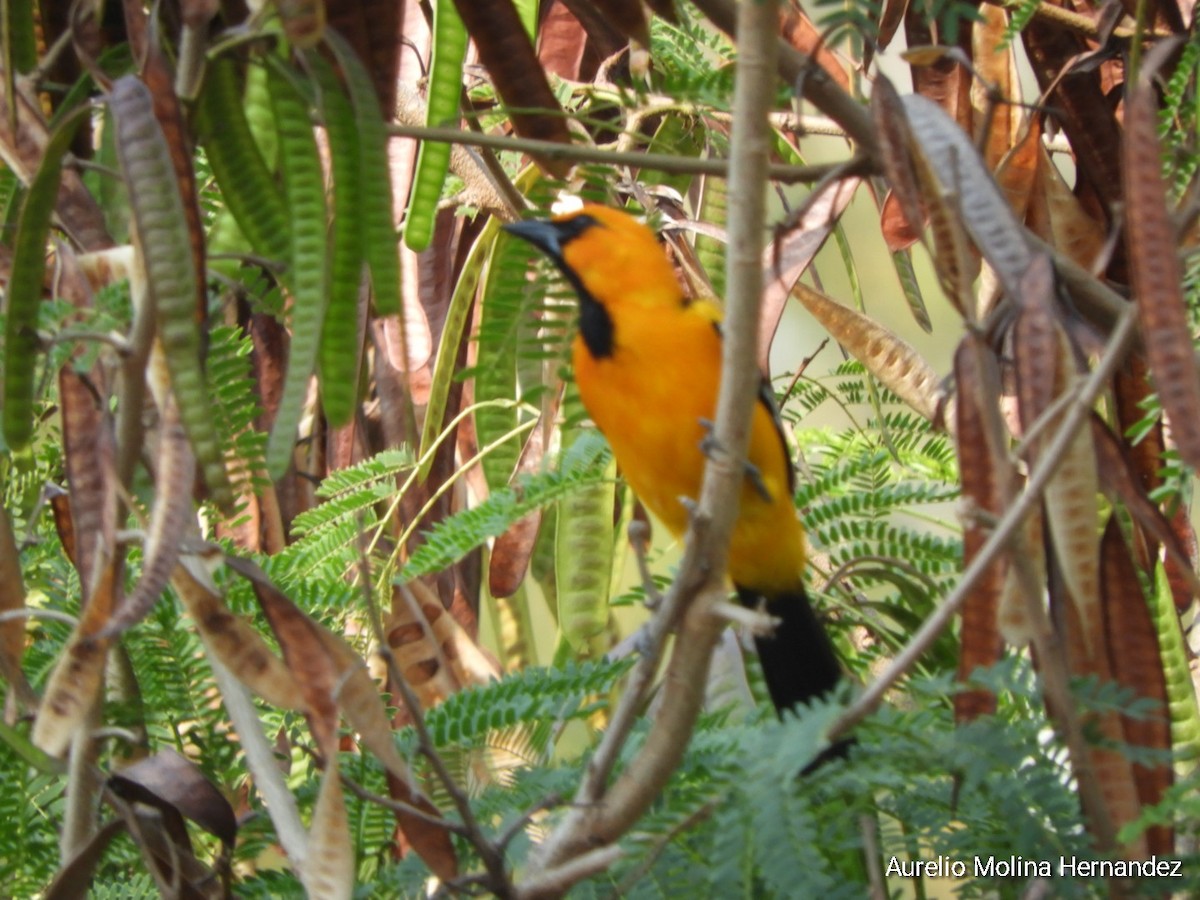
[543, 214, 614, 360]
[576, 289, 615, 359]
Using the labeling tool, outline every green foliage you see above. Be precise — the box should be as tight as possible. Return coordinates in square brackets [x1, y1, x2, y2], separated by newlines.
[786, 363, 961, 668]
[0, 763, 65, 894]
[650, 11, 738, 108]
[416, 658, 632, 750]
[207, 324, 271, 505]
[398, 430, 612, 581]
[282, 447, 416, 583]
[813, 0, 981, 48]
[998, 0, 1041, 48]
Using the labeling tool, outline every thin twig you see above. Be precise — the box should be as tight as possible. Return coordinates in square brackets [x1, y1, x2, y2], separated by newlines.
[355, 547, 514, 899]
[711, 600, 779, 634]
[524, 0, 782, 883]
[608, 801, 718, 898]
[516, 846, 624, 900]
[205, 650, 308, 864]
[689, 0, 879, 157]
[0, 607, 80, 627]
[337, 770, 469, 835]
[496, 794, 565, 853]
[861, 814, 887, 900]
[980, 0, 1165, 39]
[626, 518, 662, 609]
[386, 121, 866, 185]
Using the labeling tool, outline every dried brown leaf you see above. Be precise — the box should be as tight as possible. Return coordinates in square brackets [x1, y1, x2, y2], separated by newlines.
[385, 770, 460, 881]
[1090, 416, 1199, 597]
[308, 627, 419, 784]
[1022, 21, 1124, 216]
[794, 283, 946, 424]
[644, 0, 678, 22]
[227, 557, 341, 753]
[107, 790, 217, 899]
[326, 0, 403, 113]
[875, 0, 910, 53]
[913, 154, 978, 315]
[903, 5, 971, 131]
[1053, 568, 1148, 860]
[1099, 519, 1174, 856]
[397, 580, 499, 696]
[1124, 43, 1200, 471]
[1112, 354, 1164, 499]
[173, 560, 306, 711]
[491, 511, 542, 599]
[759, 177, 859, 365]
[0, 504, 33, 706]
[902, 93, 1033, 304]
[953, 334, 1010, 720]
[1011, 260, 1102, 657]
[779, 5, 850, 91]
[992, 118, 1040, 229]
[1164, 506, 1199, 614]
[1035, 338, 1102, 658]
[0, 77, 112, 250]
[42, 821, 127, 900]
[489, 420, 550, 598]
[110, 747, 237, 847]
[1012, 268, 1062, 432]
[871, 75, 926, 254]
[101, 395, 194, 638]
[539, 1, 593, 79]
[453, 0, 572, 176]
[997, 497, 1044, 647]
[1026, 144, 1107, 270]
[32, 560, 116, 756]
[303, 756, 354, 900]
[971, 6, 1023, 174]
[879, 189, 922, 252]
[383, 593, 456, 718]
[587, 0, 651, 47]
[59, 367, 117, 601]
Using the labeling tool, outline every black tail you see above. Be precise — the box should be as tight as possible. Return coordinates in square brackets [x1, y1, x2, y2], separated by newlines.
[738, 585, 842, 714]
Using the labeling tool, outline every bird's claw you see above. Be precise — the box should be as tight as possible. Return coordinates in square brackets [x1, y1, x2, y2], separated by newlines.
[744, 459, 773, 503]
[696, 419, 773, 503]
[698, 417, 720, 458]
[633, 626, 656, 656]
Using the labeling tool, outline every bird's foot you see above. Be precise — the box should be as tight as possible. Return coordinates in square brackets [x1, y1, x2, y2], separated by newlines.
[696, 418, 773, 502]
[627, 518, 662, 610]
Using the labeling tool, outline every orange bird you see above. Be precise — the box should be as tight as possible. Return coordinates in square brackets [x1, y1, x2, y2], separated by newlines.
[506, 205, 842, 713]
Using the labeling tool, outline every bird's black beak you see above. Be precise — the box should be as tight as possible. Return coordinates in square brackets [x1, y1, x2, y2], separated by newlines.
[502, 219, 566, 262]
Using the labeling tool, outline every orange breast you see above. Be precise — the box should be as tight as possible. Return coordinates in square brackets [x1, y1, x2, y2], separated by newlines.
[572, 306, 805, 595]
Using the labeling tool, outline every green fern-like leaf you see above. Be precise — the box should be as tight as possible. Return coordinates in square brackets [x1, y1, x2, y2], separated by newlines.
[413, 657, 633, 751]
[207, 324, 270, 517]
[398, 431, 611, 581]
[281, 448, 416, 582]
[650, 9, 738, 108]
[998, 0, 1041, 48]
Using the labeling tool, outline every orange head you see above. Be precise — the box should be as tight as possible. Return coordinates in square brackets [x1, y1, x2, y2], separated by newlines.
[505, 204, 684, 311]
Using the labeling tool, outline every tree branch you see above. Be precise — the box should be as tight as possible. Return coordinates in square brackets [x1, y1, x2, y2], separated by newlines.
[688, 0, 879, 158]
[519, 0, 781, 887]
[385, 122, 865, 191]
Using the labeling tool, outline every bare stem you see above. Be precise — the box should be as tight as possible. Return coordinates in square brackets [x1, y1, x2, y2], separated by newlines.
[520, 0, 781, 887]
[386, 121, 864, 187]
